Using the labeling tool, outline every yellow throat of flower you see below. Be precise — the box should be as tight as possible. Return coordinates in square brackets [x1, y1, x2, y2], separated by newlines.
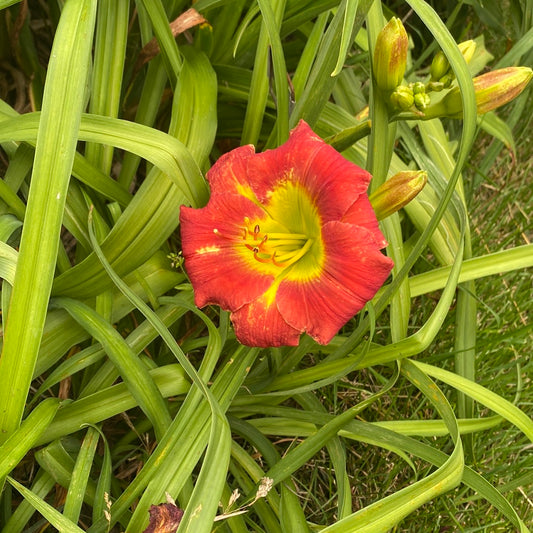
[222, 180, 325, 282]
[241, 218, 314, 268]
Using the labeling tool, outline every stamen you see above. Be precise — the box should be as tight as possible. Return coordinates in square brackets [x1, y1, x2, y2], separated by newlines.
[274, 239, 313, 268]
[267, 232, 308, 241]
[239, 217, 314, 270]
[253, 249, 273, 263]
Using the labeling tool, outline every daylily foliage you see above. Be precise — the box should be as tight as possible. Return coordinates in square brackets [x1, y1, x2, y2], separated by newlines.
[180, 121, 394, 347]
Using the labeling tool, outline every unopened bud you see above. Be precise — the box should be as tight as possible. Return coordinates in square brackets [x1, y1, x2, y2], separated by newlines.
[430, 51, 449, 82]
[414, 92, 431, 109]
[426, 66, 532, 118]
[439, 74, 454, 88]
[412, 82, 425, 94]
[427, 81, 445, 92]
[373, 17, 409, 92]
[369, 170, 428, 220]
[430, 41, 475, 83]
[390, 85, 414, 110]
[458, 40, 476, 65]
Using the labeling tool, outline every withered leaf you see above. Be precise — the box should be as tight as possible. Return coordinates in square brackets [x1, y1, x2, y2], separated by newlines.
[143, 502, 184, 533]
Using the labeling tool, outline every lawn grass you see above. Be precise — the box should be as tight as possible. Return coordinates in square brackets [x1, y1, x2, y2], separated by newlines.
[0, 1, 531, 532]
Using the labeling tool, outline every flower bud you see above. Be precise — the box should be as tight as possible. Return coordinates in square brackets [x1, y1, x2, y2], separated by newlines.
[430, 51, 449, 81]
[439, 74, 454, 88]
[430, 41, 476, 83]
[425, 66, 532, 118]
[373, 17, 409, 92]
[414, 92, 431, 109]
[369, 170, 428, 220]
[427, 80, 445, 92]
[390, 85, 414, 110]
[412, 82, 425, 94]
[458, 40, 476, 65]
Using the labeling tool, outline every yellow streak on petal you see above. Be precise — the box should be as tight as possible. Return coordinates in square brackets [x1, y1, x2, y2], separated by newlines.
[263, 278, 282, 307]
[196, 245, 220, 254]
[236, 183, 258, 204]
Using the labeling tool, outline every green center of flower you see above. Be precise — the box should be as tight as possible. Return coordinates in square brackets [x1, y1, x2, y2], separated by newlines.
[240, 181, 324, 281]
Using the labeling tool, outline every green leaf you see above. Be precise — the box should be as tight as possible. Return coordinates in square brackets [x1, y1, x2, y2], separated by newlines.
[0, 0, 97, 444]
[477, 111, 517, 153]
[412, 360, 533, 442]
[7, 477, 85, 533]
[51, 295, 173, 440]
[0, 398, 60, 481]
[63, 427, 100, 524]
[331, 0, 359, 76]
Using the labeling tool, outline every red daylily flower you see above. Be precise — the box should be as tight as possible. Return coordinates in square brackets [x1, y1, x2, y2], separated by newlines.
[180, 120, 394, 347]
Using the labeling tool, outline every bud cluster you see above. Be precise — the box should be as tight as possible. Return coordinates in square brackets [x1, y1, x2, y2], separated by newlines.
[388, 40, 477, 114]
[390, 81, 431, 112]
[427, 40, 476, 92]
[372, 17, 532, 119]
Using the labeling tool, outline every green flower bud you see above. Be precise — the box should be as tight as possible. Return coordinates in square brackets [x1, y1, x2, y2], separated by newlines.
[427, 81, 445, 92]
[430, 51, 449, 81]
[390, 85, 414, 110]
[412, 81, 426, 94]
[414, 92, 431, 109]
[425, 66, 533, 118]
[369, 170, 428, 220]
[439, 74, 454, 88]
[373, 17, 409, 92]
[430, 41, 475, 82]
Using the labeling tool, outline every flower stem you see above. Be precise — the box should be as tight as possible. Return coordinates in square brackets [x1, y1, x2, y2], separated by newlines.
[366, 3, 410, 342]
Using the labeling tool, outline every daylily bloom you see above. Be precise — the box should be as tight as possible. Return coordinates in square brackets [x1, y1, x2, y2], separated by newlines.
[180, 121, 394, 347]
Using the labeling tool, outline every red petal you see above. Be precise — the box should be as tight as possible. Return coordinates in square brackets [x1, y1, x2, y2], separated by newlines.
[231, 294, 301, 347]
[277, 221, 394, 344]
[206, 144, 257, 197]
[179, 194, 274, 311]
[342, 194, 388, 249]
[246, 121, 372, 221]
